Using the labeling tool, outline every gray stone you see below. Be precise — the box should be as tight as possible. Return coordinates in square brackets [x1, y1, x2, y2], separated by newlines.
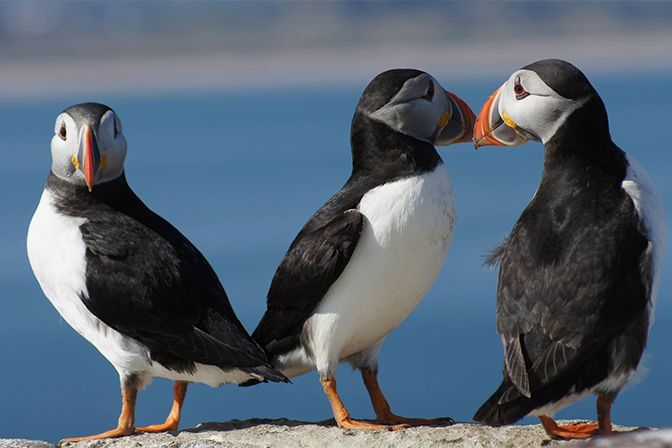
[574, 428, 672, 448]
[0, 440, 53, 448]
[0, 419, 660, 448]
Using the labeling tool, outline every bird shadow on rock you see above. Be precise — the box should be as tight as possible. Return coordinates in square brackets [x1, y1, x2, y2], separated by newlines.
[179, 418, 335, 434]
[179, 417, 456, 434]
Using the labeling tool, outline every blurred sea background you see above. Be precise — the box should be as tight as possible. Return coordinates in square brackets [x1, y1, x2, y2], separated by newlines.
[0, 1, 670, 442]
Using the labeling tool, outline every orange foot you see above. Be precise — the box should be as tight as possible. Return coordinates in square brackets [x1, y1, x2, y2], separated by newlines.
[376, 412, 454, 427]
[540, 417, 602, 440]
[337, 417, 406, 431]
[60, 426, 134, 444]
[135, 418, 179, 433]
[136, 381, 187, 434]
[321, 378, 407, 431]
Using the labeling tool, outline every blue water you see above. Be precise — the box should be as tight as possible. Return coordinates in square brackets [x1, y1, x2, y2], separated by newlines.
[0, 74, 670, 442]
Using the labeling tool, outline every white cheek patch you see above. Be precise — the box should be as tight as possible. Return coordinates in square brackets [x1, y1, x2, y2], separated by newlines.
[95, 111, 128, 184]
[501, 72, 589, 144]
[517, 96, 588, 144]
[100, 134, 127, 183]
[51, 136, 78, 177]
[368, 101, 439, 143]
[50, 114, 82, 183]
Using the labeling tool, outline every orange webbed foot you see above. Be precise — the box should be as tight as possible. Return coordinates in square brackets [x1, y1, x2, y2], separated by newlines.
[336, 417, 406, 431]
[540, 417, 607, 440]
[135, 418, 179, 433]
[59, 426, 134, 444]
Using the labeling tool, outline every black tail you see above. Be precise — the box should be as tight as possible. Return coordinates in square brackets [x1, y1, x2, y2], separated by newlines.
[474, 365, 604, 426]
[473, 379, 538, 426]
[241, 363, 290, 386]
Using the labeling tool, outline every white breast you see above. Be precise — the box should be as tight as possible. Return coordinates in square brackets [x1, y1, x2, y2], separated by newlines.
[293, 166, 455, 375]
[27, 189, 152, 383]
[27, 189, 255, 388]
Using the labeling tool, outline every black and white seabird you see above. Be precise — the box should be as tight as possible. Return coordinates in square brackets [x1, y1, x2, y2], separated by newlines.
[472, 60, 665, 439]
[27, 103, 287, 442]
[251, 70, 475, 430]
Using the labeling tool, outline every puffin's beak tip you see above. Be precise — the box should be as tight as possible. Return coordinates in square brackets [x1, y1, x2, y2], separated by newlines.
[436, 91, 476, 146]
[81, 124, 100, 192]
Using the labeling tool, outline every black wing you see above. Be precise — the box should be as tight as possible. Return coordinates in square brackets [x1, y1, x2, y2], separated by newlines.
[71, 180, 280, 378]
[252, 209, 364, 357]
[493, 187, 650, 402]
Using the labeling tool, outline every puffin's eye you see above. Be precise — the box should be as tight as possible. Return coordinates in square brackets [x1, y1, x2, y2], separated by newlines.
[513, 76, 529, 100]
[58, 123, 67, 141]
[113, 116, 121, 138]
[423, 81, 435, 101]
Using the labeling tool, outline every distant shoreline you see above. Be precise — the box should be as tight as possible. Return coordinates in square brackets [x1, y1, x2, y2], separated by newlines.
[2, 30, 671, 101]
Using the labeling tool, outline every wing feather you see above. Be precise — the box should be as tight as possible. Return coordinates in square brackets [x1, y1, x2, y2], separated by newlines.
[253, 210, 364, 357]
[495, 188, 649, 402]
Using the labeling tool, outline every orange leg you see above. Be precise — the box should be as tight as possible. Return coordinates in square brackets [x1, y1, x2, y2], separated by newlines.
[539, 394, 614, 440]
[60, 385, 136, 443]
[321, 378, 405, 431]
[136, 381, 188, 433]
[596, 393, 614, 436]
[361, 369, 453, 426]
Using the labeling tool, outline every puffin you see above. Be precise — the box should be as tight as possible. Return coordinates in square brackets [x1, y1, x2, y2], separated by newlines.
[471, 59, 665, 439]
[26, 103, 287, 442]
[251, 69, 475, 430]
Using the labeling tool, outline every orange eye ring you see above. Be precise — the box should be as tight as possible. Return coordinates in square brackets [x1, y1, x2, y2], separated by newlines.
[58, 124, 67, 141]
[513, 76, 529, 100]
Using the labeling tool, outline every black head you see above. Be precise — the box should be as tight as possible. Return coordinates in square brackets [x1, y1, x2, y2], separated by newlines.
[474, 59, 607, 148]
[522, 59, 597, 101]
[356, 69, 425, 114]
[353, 69, 475, 147]
[62, 102, 114, 128]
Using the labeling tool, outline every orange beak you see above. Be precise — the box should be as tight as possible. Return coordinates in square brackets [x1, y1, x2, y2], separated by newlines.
[473, 85, 528, 149]
[78, 125, 101, 192]
[447, 91, 476, 144]
[434, 91, 476, 146]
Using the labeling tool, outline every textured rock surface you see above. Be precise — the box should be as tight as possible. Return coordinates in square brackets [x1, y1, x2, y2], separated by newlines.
[0, 441, 53, 448]
[0, 419, 659, 448]
[575, 428, 672, 448]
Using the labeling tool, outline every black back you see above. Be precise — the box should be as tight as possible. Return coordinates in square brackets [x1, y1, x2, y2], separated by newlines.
[474, 88, 653, 425]
[47, 172, 284, 381]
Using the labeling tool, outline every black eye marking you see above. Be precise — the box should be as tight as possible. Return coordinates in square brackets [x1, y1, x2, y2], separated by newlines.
[423, 80, 435, 101]
[514, 76, 529, 100]
[58, 123, 67, 140]
[114, 117, 121, 138]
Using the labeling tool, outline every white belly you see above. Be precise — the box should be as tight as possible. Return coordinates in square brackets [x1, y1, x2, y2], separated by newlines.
[283, 166, 455, 376]
[27, 190, 151, 382]
[27, 189, 254, 388]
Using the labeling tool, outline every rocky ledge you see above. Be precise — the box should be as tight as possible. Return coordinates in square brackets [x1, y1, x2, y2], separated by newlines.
[1, 419, 667, 448]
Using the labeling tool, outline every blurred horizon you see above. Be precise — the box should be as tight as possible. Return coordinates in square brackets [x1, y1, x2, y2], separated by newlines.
[1, 1, 672, 100]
